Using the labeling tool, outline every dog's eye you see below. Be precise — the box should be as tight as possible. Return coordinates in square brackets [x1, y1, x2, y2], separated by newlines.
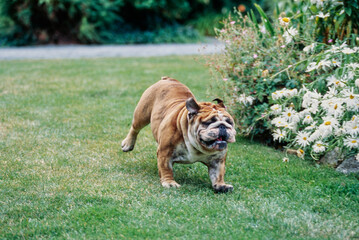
[202, 121, 212, 126]
[226, 118, 234, 126]
[203, 117, 217, 126]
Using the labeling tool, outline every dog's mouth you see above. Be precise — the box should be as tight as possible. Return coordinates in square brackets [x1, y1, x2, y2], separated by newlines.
[200, 137, 228, 151]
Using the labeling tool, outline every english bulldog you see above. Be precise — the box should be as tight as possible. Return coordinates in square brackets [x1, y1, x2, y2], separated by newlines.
[122, 77, 236, 193]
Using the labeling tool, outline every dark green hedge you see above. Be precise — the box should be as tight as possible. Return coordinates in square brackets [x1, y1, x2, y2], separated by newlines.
[0, 0, 263, 46]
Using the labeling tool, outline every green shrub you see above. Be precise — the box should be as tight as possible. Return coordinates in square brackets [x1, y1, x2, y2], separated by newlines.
[206, 11, 306, 141]
[206, 0, 358, 143]
[207, 0, 359, 160]
[0, 0, 272, 45]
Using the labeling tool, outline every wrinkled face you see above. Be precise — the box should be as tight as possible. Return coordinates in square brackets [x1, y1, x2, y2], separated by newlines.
[187, 101, 236, 152]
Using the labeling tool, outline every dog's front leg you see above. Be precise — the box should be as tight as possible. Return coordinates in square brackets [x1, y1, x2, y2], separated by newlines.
[157, 146, 180, 188]
[207, 158, 233, 193]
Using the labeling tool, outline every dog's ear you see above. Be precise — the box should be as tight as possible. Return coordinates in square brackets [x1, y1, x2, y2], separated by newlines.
[186, 98, 200, 115]
[213, 98, 226, 108]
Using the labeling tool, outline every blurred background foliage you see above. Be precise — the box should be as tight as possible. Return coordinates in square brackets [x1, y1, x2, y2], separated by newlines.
[0, 0, 269, 46]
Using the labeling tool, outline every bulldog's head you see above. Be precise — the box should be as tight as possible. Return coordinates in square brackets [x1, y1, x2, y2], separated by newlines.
[186, 98, 236, 152]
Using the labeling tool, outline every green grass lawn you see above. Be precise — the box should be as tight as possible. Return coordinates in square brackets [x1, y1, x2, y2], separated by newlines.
[1, 56, 359, 239]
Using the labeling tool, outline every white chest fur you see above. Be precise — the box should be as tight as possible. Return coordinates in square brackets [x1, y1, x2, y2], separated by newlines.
[170, 142, 226, 166]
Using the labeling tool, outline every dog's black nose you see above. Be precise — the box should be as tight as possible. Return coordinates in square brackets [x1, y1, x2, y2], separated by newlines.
[218, 124, 229, 140]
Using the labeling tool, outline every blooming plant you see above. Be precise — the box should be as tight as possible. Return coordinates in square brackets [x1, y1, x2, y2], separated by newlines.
[267, 0, 359, 161]
[206, 12, 305, 139]
[270, 43, 359, 160]
[207, 0, 358, 161]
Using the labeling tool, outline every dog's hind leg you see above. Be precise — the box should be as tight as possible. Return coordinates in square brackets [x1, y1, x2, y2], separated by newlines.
[122, 89, 154, 152]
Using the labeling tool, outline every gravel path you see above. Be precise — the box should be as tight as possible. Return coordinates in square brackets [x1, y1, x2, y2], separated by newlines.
[0, 41, 224, 60]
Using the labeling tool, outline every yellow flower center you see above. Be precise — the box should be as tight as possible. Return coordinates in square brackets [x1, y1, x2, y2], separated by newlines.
[334, 104, 338, 110]
[350, 95, 355, 99]
[287, 113, 291, 117]
[335, 81, 340, 85]
[303, 137, 307, 140]
[282, 17, 290, 23]
[352, 140, 357, 144]
[325, 121, 331, 125]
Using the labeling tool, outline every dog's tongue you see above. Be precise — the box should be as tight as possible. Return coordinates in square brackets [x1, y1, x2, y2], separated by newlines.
[217, 137, 223, 141]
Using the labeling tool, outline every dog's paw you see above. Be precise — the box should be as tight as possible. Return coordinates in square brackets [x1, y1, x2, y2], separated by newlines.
[161, 181, 181, 188]
[121, 138, 135, 152]
[213, 184, 233, 193]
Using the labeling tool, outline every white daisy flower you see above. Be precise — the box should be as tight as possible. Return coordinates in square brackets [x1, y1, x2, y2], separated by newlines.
[271, 117, 288, 127]
[323, 87, 338, 99]
[270, 104, 282, 115]
[272, 89, 286, 100]
[283, 27, 298, 44]
[344, 137, 359, 149]
[327, 75, 345, 88]
[325, 45, 341, 54]
[273, 129, 287, 142]
[334, 127, 345, 137]
[303, 114, 314, 124]
[347, 63, 359, 70]
[284, 88, 298, 98]
[308, 129, 321, 142]
[343, 120, 359, 136]
[237, 94, 255, 105]
[331, 59, 341, 67]
[342, 48, 355, 54]
[305, 121, 318, 132]
[279, 17, 290, 27]
[318, 116, 339, 138]
[311, 0, 324, 8]
[306, 62, 318, 72]
[321, 98, 344, 118]
[317, 60, 332, 71]
[297, 148, 305, 158]
[246, 96, 255, 105]
[302, 90, 321, 108]
[342, 87, 359, 110]
[282, 122, 297, 131]
[355, 79, 359, 88]
[343, 71, 355, 81]
[296, 131, 311, 147]
[282, 108, 298, 122]
[313, 141, 326, 153]
[316, 12, 330, 18]
[303, 43, 316, 53]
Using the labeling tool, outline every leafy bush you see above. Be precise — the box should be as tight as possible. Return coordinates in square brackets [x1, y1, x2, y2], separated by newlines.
[207, 0, 359, 161]
[206, 10, 306, 141]
[0, 0, 265, 45]
[208, 0, 358, 147]
[0, 0, 203, 45]
[270, 42, 359, 160]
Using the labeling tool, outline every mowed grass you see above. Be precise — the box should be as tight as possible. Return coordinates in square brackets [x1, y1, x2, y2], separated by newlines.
[1, 56, 359, 239]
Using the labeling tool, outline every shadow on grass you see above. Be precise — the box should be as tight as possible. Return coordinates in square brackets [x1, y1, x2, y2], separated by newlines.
[118, 148, 214, 191]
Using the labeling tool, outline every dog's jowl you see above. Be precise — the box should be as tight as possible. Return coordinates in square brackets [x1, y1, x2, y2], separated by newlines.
[122, 77, 236, 193]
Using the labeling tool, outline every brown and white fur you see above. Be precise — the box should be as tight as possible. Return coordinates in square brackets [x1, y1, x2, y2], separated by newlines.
[122, 77, 236, 193]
